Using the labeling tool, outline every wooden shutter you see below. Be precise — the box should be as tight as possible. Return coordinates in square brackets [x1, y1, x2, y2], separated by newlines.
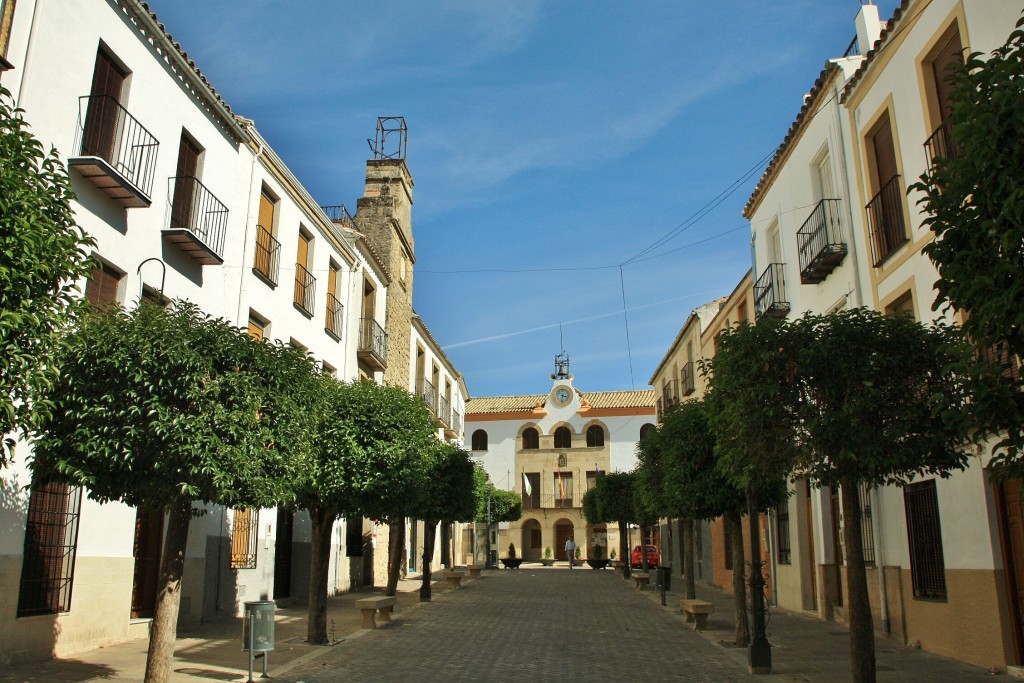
[872, 117, 898, 189]
[933, 30, 964, 119]
[85, 263, 121, 309]
[247, 318, 265, 341]
[82, 50, 126, 160]
[171, 136, 200, 230]
[258, 191, 275, 232]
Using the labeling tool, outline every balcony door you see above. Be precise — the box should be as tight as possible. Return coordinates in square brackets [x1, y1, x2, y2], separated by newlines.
[82, 50, 126, 161]
[170, 136, 200, 231]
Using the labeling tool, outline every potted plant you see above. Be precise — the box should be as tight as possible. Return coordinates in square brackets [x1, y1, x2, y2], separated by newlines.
[540, 546, 555, 566]
[586, 543, 610, 570]
[572, 546, 583, 567]
[500, 542, 523, 569]
[610, 547, 623, 569]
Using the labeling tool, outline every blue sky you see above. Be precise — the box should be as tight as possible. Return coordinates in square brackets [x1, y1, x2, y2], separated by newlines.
[146, 0, 901, 398]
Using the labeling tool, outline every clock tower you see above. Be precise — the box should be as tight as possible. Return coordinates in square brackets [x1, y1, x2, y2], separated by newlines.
[549, 351, 575, 408]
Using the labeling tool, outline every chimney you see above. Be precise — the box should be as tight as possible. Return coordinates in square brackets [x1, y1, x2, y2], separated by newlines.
[855, 3, 883, 54]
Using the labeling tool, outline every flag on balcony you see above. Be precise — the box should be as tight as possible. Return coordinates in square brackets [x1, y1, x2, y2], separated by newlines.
[558, 474, 565, 500]
[522, 469, 532, 497]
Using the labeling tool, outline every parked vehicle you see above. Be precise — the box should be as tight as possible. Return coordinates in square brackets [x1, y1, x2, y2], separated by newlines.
[630, 544, 659, 568]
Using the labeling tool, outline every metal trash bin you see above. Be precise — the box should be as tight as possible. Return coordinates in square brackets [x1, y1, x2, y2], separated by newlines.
[656, 566, 672, 591]
[243, 600, 275, 682]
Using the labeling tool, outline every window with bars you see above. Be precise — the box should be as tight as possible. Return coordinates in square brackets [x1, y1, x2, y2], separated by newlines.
[230, 508, 259, 570]
[776, 508, 792, 565]
[859, 482, 876, 566]
[17, 483, 83, 617]
[904, 480, 947, 600]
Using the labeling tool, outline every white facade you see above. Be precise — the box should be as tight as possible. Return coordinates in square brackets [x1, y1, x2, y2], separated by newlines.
[744, 0, 1024, 669]
[0, 0, 463, 665]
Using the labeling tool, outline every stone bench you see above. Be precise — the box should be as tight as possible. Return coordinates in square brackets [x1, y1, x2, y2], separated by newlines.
[444, 570, 466, 589]
[355, 595, 396, 629]
[467, 564, 483, 579]
[633, 572, 650, 590]
[680, 598, 714, 631]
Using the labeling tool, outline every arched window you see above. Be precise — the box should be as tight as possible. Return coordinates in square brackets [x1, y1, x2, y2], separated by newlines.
[586, 424, 605, 447]
[554, 426, 572, 449]
[522, 427, 539, 450]
[639, 423, 656, 441]
[471, 429, 488, 451]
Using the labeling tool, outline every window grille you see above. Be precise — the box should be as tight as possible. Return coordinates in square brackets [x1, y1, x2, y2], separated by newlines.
[904, 480, 947, 600]
[859, 482, 876, 566]
[18, 483, 83, 617]
[776, 508, 792, 564]
[230, 508, 259, 569]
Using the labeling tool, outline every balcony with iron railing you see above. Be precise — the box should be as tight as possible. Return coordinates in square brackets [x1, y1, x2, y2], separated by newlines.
[451, 410, 462, 439]
[866, 175, 908, 267]
[164, 176, 228, 265]
[754, 263, 790, 318]
[325, 293, 343, 340]
[437, 394, 452, 429]
[69, 94, 159, 207]
[681, 361, 696, 396]
[320, 204, 356, 228]
[293, 263, 316, 317]
[252, 225, 280, 286]
[924, 120, 957, 171]
[358, 317, 388, 371]
[417, 378, 437, 417]
[797, 198, 848, 284]
[662, 379, 678, 411]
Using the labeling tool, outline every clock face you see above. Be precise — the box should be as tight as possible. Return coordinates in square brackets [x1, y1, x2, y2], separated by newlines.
[555, 388, 571, 404]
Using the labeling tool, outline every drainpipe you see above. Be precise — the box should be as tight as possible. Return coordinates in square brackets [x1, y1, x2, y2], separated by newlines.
[831, 76, 866, 309]
[871, 487, 890, 634]
[14, 0, 42, 108]
[235, 121, 264, 328]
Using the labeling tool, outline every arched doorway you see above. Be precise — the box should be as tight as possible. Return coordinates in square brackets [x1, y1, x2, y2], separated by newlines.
[521, 519, 542, 561]
[555, 519, 575, 560]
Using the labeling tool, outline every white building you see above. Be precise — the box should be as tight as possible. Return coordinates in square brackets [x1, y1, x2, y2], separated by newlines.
[0, 0, 465, 665]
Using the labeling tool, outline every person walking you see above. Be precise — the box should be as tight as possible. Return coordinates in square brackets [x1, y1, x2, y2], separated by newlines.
[565, 536, 576, 570]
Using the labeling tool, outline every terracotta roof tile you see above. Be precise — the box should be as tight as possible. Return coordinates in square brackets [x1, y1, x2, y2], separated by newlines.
[465, 389, 655, 416]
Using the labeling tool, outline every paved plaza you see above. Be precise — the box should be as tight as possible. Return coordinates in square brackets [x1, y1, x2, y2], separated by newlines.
[0, 566, 1002, 682]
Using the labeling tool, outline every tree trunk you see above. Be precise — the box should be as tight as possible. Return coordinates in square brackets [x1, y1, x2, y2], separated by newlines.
[143, 495, 192, 683]
[841, 478, 876, 683]
[307, 506, 337, 645]
[619, 520, 630, 578]
[420, 519, 438, 602]
[728, 511, 750, 647]
[385, 517, 405, 597]
[683, 517, 696, 600]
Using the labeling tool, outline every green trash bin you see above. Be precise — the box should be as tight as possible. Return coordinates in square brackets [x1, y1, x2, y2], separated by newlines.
[242, 600, 276, 652]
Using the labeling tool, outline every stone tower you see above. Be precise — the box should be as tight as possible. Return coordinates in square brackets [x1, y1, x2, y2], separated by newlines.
[356, 118, 414, 387]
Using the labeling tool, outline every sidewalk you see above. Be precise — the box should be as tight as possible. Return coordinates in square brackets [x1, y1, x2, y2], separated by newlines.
[0, 565, 1004, 682]
[0, 573, 453, 683]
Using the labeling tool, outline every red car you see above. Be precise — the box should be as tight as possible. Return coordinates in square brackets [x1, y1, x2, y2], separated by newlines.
[631, 544, 660, 568]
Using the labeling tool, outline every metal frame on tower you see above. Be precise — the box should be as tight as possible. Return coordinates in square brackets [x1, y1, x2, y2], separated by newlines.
[368, 117, 408, 161]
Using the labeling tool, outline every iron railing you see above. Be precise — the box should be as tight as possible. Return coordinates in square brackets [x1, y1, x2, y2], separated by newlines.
[437, 394, 451, 427]
[452, 410, 462, 437]
[230, 509, 259, 570]
[325, 293, 343, 339]
[320, 204, 356, 227]
[754, 263, 790, 318]
[359, 317, 388, 367]
[418, 378, 437, 415]
[293, 263, 316, 316]
[75, 94, 159, 198]
[168, 176, 228, 260]
[16, 484, 82, 616]
[797, 198, 848, 284]
[253, 224, 280, 285]
[924, 120, 957, 171]
[681, 361, 695, 396]
[866, 174, 907, 267]
[843, 35, 860, 58]
[662, 379, 678, 410]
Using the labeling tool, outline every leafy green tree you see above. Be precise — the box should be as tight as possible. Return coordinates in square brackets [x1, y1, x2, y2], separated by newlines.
[409, 443, 476, 601]
[586, 471, 640, 578]
[30, 302, 319, 683]
[789, 309, 974, 683]
[913, 15, 1024, 470]
[0, 86, 94, 464]
[299, 379, 436, 640]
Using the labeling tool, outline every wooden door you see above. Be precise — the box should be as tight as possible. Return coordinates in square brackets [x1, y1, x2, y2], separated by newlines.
[131, 509, 163, 619]
[82, 50, 126, 160]
[872, 117, 897, 189]
[805, 480, 818, 611]
[1000, 480, 1024, 663]
[171, 136, 200, 231]
[555, 525, 573, 561]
